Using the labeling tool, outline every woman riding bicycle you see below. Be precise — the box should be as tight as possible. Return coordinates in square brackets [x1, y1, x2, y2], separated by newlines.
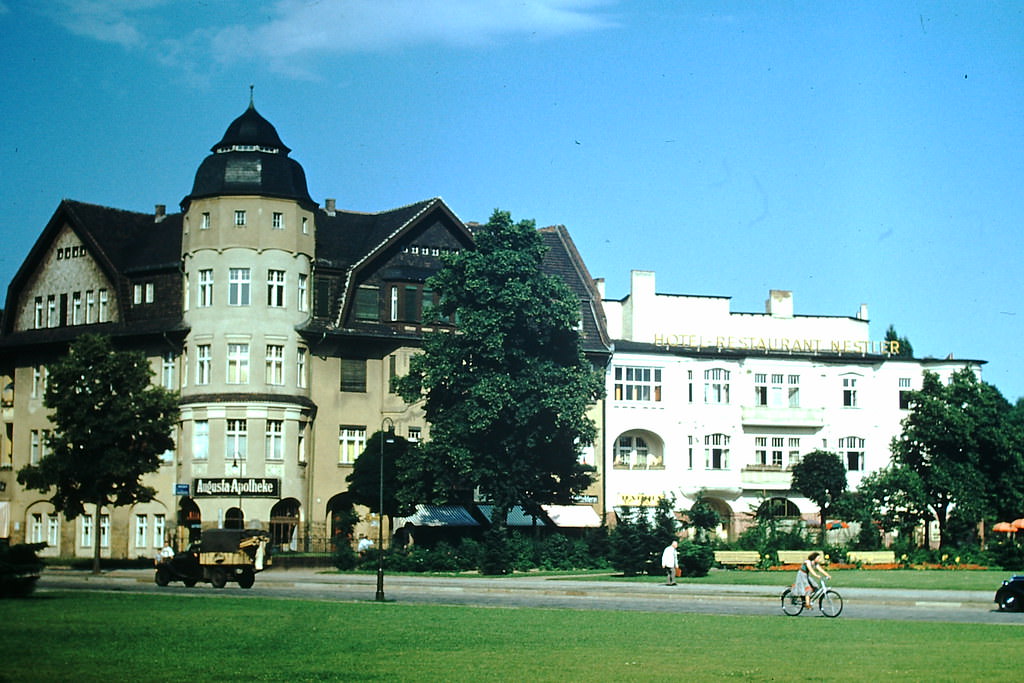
[793, 551, 831, 609]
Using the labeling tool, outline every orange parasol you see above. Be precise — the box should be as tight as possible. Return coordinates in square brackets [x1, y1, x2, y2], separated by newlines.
[993, 521, 1016, 533]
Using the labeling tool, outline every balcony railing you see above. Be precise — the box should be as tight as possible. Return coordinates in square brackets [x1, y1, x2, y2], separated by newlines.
[740, 406, 824, 428]
[740, 464, 793, 489]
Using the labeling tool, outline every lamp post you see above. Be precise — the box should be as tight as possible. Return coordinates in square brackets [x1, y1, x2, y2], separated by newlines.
[376, 417, 395, 602]
[232, 456, 243, 529]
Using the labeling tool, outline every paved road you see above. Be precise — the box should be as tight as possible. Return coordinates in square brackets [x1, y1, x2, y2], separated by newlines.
[37, 568, 1024, 626]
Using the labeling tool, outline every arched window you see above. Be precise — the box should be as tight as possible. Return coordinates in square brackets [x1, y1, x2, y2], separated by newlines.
[613, 434, 663, 470]
[757, 497, 800, 519]
[178, 497, 202, 543]
[225, 507, 244, 529]
[270, 498, 301, 551]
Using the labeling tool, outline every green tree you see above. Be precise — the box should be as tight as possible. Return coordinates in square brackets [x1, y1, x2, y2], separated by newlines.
[892, 369, 1021, 546]
[790, 450, 848, 532]
[345, 430, 415, 542]
[17, 334, 179, 573]
[607, 506, 655, 576]
[396, 209, 605, 536]
[884, 324, 914, 358]
[683, 490, 722, 544]
[652, 495, 681, 549]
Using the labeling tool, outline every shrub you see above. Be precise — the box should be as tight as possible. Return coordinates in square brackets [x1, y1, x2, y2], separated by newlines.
[987, 540, 1024, 571]
[454, 538, 483, 571]
[676, 541, 714, 577]
[333, 543, 358, 571]
[536, 534, 575, 570]
[480, 527, 514, 575]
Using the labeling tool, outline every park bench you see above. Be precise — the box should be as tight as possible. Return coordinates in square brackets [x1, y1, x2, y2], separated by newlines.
[714, 550, 760, 567]
[776, 550, 820, 565]
[847, 550, 896, 565]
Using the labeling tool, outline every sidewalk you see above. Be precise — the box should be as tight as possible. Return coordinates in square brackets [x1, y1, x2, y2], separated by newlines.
[46, 566, 997, 608]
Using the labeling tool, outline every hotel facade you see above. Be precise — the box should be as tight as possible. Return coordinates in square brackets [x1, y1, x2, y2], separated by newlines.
[599, 270, 982, 539]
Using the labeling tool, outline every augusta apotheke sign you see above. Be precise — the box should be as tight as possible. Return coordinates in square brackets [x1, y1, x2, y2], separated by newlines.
[193, 478, 280, 498]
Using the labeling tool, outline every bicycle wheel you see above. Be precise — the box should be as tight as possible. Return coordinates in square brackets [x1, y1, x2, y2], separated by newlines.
[818, 589, 843, 617]
[781, 588, 804, 616]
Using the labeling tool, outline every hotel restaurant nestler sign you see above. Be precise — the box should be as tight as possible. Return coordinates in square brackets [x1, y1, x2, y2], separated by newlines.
[193, 478, 280, 498]
[653, 333, 901, 356]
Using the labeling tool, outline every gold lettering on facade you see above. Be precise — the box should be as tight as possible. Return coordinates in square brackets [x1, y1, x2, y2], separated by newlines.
[655, 334, 907, 356]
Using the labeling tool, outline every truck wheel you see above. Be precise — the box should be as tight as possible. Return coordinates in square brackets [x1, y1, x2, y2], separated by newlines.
[237, 568, 255, 589]
[155, 567, 171, 587]
[210, 568, 227, 588]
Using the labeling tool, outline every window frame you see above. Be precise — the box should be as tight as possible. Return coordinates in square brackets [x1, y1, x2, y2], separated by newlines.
[226, 343, 250, 384]
[338, 426, 367, 464]
[613, 366, 662, 402]
[228, 268, 251, 307]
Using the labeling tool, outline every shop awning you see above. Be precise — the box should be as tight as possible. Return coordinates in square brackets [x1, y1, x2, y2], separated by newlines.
[477, 505, 547, 527]
[395, 505, 480, 527]
[542, 504, 602, 528]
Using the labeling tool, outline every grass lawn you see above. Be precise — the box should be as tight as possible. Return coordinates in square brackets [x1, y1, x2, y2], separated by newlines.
[563, 568, 1013, 591]
[4, 592, 1023, 682]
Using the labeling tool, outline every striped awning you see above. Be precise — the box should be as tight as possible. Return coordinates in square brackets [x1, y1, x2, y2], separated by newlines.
[477, 505, 547, 527]
[395, 505, 480, 527]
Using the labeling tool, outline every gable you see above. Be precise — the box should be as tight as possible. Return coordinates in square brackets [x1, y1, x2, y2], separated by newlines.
[11, 222, 118, 332]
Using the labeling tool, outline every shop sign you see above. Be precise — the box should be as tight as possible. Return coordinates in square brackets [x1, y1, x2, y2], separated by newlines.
[193, 477, 280, 498]
[617, 493, 662, 507]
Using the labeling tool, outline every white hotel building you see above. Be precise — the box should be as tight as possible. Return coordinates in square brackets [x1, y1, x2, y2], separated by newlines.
[599, 270, 981, 539]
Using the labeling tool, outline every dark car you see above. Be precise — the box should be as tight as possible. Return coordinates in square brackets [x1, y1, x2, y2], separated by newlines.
[994, 575, 1024, 611]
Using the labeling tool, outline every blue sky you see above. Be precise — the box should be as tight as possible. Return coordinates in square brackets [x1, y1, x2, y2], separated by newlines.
[2, 1, 1023, 400]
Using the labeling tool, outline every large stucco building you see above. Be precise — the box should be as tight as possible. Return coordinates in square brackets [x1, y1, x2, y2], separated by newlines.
[599, 270, 982, 539]
[0, 102, 610, 559]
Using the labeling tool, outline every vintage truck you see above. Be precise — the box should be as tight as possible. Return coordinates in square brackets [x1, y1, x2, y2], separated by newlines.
[155, 528, 270, 589]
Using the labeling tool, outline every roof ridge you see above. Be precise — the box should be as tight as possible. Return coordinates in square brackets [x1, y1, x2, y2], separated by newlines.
[325, 196, 440, 218]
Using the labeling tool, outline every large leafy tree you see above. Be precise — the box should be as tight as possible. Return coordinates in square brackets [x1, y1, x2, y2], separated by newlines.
[345, 430, 415, 539]
[891, 369, 1022, 546]
[18, 334, 179, 573]
[851, 465, 931, 547]
[396, 209, 604, 527]
[790, 449, 848, 531]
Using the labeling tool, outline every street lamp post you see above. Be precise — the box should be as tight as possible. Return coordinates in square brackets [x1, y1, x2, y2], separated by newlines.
[232, 456, 243, 529]
[376, 417, 395, 602]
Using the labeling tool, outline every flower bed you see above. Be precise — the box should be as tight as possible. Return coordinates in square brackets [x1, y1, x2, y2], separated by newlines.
[768, 562, 988, 571]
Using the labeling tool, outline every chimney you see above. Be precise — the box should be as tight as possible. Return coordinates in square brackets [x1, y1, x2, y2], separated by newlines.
[594, 277, 606, 299]
[325, 198, 336, 216]
[766, 290, 793, 318]
[857, 304, 869, 321]
[154, 204, 166, 223]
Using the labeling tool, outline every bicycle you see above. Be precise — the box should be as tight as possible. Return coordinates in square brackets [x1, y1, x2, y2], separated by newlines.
[781, 576, 843, 617]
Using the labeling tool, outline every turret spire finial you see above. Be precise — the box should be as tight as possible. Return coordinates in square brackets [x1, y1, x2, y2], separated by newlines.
[249, 84, 255, 109]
